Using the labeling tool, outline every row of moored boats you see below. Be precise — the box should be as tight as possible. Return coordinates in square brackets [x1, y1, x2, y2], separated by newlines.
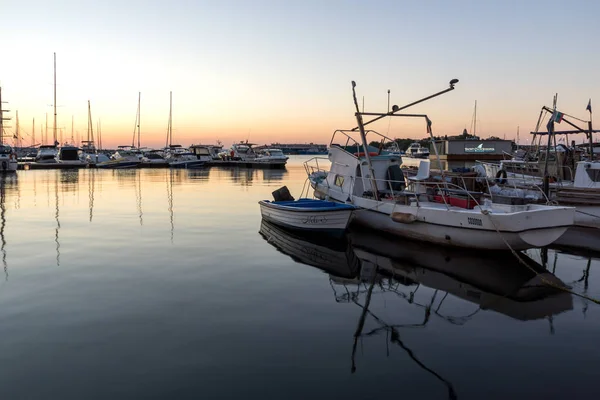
[260, 79, 600, 255]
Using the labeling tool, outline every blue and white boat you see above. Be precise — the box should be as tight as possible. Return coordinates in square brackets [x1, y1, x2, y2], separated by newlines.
[258, 198, 356, 233]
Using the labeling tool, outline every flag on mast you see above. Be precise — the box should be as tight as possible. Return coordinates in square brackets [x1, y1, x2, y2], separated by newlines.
[587, 99, 592, 113]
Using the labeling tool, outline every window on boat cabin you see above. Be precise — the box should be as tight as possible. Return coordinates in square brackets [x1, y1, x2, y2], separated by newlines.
[585, 167, 600, 182]
[335, 174, 344, 187]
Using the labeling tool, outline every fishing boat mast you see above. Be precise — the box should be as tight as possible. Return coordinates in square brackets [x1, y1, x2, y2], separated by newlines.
[351, 79, 459, 200]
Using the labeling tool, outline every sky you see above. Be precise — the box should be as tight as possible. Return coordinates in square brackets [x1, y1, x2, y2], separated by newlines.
[1, 0, 599, 149]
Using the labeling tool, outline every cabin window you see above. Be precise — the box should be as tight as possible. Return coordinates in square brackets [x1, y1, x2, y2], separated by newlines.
[335, 175, 345, 187]
[585, 168, 600, 182]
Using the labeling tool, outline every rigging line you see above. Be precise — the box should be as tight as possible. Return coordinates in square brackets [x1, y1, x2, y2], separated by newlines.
[481, 210, 600, 305]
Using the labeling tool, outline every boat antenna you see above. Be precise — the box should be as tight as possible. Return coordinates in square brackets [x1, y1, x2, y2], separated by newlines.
[387, 89, 390, 113]
[352, 81, 380, 201]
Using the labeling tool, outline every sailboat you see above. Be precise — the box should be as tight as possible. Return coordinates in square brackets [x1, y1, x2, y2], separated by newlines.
[306, 80, 575, 250]
[36, 53, 60, 164]
[163, 92, 206, 169]
[0, 87, 18, 172]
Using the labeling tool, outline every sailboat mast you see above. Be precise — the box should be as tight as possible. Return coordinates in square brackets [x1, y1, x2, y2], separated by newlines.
[0, 88, 4, 146]
[87, 100, 94, 146]
[137, 92, 141, 148]
[473, 100, 477, 137]
[166, 91, 173, 147]
[71, 116, 74, 144]
[53, 52, 57, 145]
[16, 111, 19, 148]
[32, 117, 35, 147]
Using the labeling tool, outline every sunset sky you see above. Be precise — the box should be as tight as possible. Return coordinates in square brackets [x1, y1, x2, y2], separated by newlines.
[2, 0, 599, 149]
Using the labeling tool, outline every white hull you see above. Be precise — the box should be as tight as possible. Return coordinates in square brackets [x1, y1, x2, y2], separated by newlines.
[315, 184, 573, 250]
[259, 201, 354, 232]
[0, 158, 18, 172]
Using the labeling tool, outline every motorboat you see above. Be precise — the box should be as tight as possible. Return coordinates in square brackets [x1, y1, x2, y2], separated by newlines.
[406, 142, 430, 158]
[97, 146, 141, 169]
[305, 80, 575, 250]
[0, 144, 18, 172]
[35, 145, 59, 163]
[56, 145, 85, 165]
[259, 196, 356, 234]
[164, 145, 206, 169]
[255, 148, 289, 165]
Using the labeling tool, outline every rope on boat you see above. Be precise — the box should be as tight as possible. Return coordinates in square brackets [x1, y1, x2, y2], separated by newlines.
[480, 209, 600, 305]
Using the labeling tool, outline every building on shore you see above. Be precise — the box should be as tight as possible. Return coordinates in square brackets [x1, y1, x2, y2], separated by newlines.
[430, 139, 514, 161]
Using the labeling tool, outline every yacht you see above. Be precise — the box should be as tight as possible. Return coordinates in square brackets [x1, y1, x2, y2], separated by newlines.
[0, 144, 18, 172]
[164, 145, 206, 169]
[35, 145, 59, 163]
[406, 142, 430, 158]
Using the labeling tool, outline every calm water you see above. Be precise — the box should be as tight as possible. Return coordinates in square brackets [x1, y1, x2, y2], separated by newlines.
[0, 156, 599, 399]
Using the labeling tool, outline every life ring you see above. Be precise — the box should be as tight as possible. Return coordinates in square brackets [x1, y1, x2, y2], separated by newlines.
[495, 169, 507, 184]
[353, 152, 379, 157]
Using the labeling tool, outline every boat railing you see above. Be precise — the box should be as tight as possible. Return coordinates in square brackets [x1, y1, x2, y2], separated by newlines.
[314, 168, 553, 208]
[330, 129, 396, 154]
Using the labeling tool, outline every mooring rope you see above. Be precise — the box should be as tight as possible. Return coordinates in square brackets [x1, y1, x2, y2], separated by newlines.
[480, 209, 600, 305]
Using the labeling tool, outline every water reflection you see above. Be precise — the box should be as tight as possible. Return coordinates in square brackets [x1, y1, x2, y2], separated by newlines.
[187, 169, 210, 181]
[0, 175, 12, 280]
[218, 167, 288, 186]
[260, 220, 573, 321]
[135, 170, 143, 226]
[54, 173, 61, 266]
[166, 169, 174, 243]
[88, 169, 96, 222]
[259, 220, 574, 398]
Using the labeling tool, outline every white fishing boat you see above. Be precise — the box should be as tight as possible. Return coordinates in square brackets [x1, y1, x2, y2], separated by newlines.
[306, 80, 575, 250]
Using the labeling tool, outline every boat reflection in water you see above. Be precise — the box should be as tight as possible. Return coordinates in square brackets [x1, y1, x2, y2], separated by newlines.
[259, 219, 574, 399]
[259, 219, 573, 320]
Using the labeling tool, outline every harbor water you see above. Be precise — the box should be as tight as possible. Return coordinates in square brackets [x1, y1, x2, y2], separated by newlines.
[0, 156, 598, 399]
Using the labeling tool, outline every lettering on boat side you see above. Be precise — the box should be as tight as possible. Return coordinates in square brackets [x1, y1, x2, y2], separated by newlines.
[467, 217, 483, 226]
[303, 215, 328, 224]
